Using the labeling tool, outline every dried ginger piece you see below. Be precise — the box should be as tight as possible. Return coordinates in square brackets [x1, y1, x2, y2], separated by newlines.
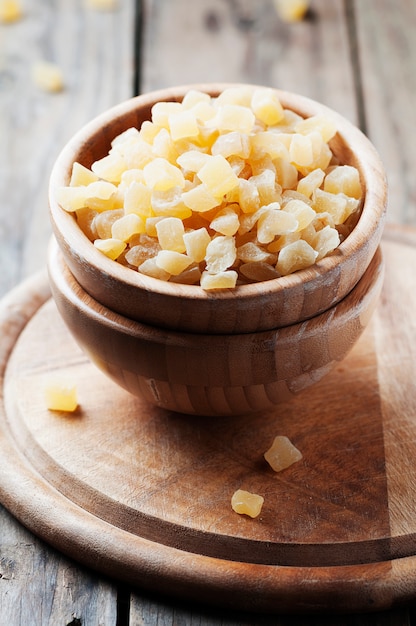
[231, 489, 264, 518]
[44, 378, 78, 413]
[32, 61, 64, 93]
[264, 436, 302, 472]
[273, 0, 310, 22]
[0, 0, 22, 23]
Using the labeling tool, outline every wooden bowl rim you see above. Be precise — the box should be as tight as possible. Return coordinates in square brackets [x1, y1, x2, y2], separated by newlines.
[48, 238, 384, 344]
[49, 83, 387, 304]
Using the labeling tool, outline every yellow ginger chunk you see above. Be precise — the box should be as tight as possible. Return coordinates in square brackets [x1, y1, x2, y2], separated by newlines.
[324, 165, 362, 199]
[91, 153, 127, 184]
[145, 216, 165, 237]
[168, 109, 199, 141]
[313, 188, 350, 224]
[264, 436, 303, 472]
[94, 238, 126, 260]
[200, 270, 238, 290]
[215, 85, 255, 107]
[231, 489, 264, 518]
[152, 128, 179, 163]
[32, 61, 64, 93]
[238, 179, 261, 214]
[237, 242, 277, 265]
[151, 188, 191, 219]
[211, 132, 250, 159]
[181, 89, 211, 109]
[124, 181, 153, 217]
[139, 257, 170, 280]
[76, 208, 98, 241]
[283, 199, 316, 231]
[151, 101, 183, 128]
[155, 217, 186, 252]
[183, 227, 211, 263]
[210, 104, 255, 134]
[251, 132, 289, 160]
[276, 239, 318, 275]
[210, 205, 240, 236]
[311, 224, 340, 260]
[273, 0, 310, 22]
[289, 133, 314, 167]
[84, 181, 118, 211]
[250, 169, 279, 206]
[56, 186, 88, 213]
[111, 214, 145, 241]
[295, 115, 337, 143]
[143, 158, 185, 191]
[296, 168, 325, 198]
[0, 0, 22, 22]
[70, 163, 99, 187]
[251, 87, 284, 126]
[155, 250, 192, 275]
[176, 150, 211, 172]
[205, 235, 236, 274]
[257, 203, 298, 244]
[44, 378, 78, 413]
[197, 155, 239, 199]
[182, 183, 220, 213]
[94, 211, 123, 240]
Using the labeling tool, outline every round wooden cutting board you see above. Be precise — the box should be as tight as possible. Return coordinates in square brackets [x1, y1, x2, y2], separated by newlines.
[1, 224, 416, 614]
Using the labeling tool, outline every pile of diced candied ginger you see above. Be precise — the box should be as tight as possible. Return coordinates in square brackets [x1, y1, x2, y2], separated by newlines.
[57, 86, 362, 290]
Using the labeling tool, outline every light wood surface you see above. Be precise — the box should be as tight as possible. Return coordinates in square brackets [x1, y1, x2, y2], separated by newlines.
[0, 225, 415, 614]
[1, 0, 416, 624]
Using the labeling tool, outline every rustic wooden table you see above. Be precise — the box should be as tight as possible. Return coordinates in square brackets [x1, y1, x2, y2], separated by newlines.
[1, 0, 416, 624]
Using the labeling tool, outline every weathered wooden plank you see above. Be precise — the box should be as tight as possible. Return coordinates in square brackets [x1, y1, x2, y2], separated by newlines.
[129, 591, 414, 625]
[141, 0, 358, 123]
[354, 0, 416, 225]
[0, 1, 135, 624]
[0, 0, 135, 298]
[0, 504, 118, 626]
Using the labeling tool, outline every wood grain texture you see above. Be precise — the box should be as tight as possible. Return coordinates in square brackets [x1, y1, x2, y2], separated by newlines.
[141, 0, 358, 124]
[1, 226, 416, 614]
[0, 510, 118, 626]
[355, 0, 416, 225]
[0, 1, 135, 623]
[0, 0, 135, 297]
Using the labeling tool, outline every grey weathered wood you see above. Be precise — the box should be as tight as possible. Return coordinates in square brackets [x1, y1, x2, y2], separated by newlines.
[141, 0, 358, 123]
[354, 0, 416, 225]
[0, 0, 135, 624]
[0, 505, 118, 625]
[0, 0, 135, 297]
[129, 590, 415, 625]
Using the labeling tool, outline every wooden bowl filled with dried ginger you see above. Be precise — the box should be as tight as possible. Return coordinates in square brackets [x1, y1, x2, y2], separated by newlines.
[49, 83, 387, 334]
[48, 84, 387, 415]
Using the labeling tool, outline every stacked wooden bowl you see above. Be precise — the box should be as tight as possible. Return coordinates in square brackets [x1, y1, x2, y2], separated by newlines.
[48, 84, 387, 416]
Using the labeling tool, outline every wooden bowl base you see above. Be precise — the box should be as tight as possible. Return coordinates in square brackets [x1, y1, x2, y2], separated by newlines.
[1, 225, 416, 613]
